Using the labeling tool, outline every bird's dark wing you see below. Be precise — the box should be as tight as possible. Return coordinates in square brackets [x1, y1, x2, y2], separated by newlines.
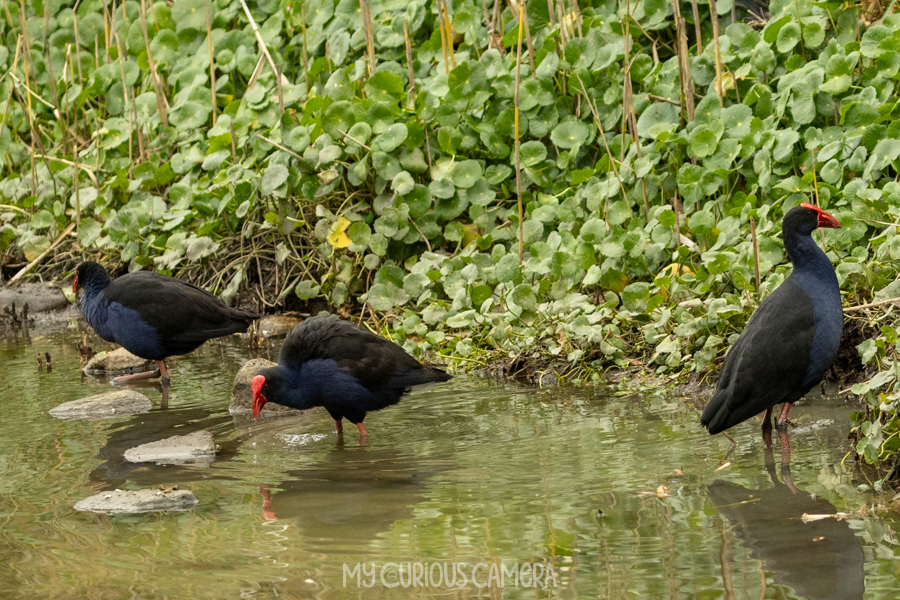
[279, 315, 447, 391]
[104, 271, 258, 345]
[701, 278, 816, 433]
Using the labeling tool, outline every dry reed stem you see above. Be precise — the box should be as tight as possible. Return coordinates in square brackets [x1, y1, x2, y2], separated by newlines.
[140, 0, 169, 127]
[206, 5, 218, 125]
[301, 4, 310, 92]
[359, 0, 376, 75]
[72, 11, 84, 83]
[690, 0, 702, 55]
[750, 216, 761, 299]
[442, 0, 456, 68]
[523, 5, 536, 73]
[709, 0, 724, 107]
[230, 120, 237, 164]
[438, 8, 451, 74]
[403, 22, 416, 107]
[239, 0, 289, 85]
[514, 5, 525, 264]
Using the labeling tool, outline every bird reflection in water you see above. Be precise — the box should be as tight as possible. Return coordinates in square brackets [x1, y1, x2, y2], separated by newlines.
[256, 448, 429, 543]
[707, 449, 865, 600]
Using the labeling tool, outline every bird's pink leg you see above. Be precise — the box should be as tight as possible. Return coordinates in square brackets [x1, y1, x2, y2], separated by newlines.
[779, 430, 794, 485]
[157, 360, 171, 384]
[357, 423, 369, 438]
[110, 368, 162, 385]
[775, 402, 792, 431]
[259, 484, 278, 521]
[762, 407, 774, 449]
[334, 420, 344, 434]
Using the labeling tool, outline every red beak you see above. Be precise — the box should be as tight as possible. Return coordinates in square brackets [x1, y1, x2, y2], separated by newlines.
[251, 375, 267, 418]
[801, 202, 841, 229]
[72, 275, 79, 294]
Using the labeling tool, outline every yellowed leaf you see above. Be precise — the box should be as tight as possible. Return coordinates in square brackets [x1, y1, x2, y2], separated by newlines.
[327, 216, 352, 248]
[462, 223, 480, 247]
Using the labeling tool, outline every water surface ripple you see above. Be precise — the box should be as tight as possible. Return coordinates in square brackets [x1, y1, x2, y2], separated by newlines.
[0, 324, 896, 599]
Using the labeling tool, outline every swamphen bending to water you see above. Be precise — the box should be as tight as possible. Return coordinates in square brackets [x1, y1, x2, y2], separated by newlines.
[251, 314, 452, 437]
[73, 261, 259, 384]
[700, 203, 843, 446]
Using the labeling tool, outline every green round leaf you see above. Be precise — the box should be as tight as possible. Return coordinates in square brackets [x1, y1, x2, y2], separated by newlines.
[451, 160, 483, 189]
[550, 121, 589, 149]
[171, 0, 213, 32]
[520, 141, 547, 167]
[776, 21, 802, 53]
[372, 123, 408, 152]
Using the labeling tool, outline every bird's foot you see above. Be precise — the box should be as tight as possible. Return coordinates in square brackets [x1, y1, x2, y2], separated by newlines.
[334, 419, 344, 434]
[775, 418, 795, 433]
[110, 368, 162, 385]
[357, 423, 369, 438]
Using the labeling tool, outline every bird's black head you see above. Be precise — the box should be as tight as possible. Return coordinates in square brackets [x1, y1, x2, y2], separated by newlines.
[251, 366, 290, 418]
[72, 261, 111, 295]
[783, 202, 841, 237]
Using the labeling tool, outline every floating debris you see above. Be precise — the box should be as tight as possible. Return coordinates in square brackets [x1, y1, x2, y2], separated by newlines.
[802, 512, 852, 523]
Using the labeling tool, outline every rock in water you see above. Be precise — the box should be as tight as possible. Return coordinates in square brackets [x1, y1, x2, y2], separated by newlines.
[74, 489, 198, 514]
[0, 283, 69, 313]
[257, 314, 304, 338]
[124, 431, 216, 465]
[83, 348, 156, 375]
[50, 390, 152, 419]
[230, 358, 297, 415]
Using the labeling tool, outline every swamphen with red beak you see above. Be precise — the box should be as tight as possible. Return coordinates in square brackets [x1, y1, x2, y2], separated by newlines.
[251, 314, 452, 438]
[73, 261, 259, 384]
[700, 203, 843, 444]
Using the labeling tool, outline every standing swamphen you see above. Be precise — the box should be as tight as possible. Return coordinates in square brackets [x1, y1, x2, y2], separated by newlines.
[251, 314, 452, 437]
[73, 261, 259, 384]
[700, 203, 843, 445]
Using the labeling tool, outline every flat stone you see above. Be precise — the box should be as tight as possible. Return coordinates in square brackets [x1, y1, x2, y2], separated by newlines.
[74, 488, 198, 514]
[50, 390, 152, 419]
[257, 314, 303, 338]
[0, 283, 69, 314]
[124, 431, 216, 466]
[83, 348, 155, 375]
[229, 358, 297, 415]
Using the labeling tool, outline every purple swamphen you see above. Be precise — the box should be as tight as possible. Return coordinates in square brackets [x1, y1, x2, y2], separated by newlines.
[700, 203, 843, 447]
[251, 314, 452, 438]
[73, 261, 259, 384]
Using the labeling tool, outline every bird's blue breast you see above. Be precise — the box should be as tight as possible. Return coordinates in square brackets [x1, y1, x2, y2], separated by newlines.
[81, 291, 165, 359]
[792, 268, 842, 388]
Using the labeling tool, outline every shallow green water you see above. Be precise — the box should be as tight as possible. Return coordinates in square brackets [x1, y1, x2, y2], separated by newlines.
[1, 320, 899, 599]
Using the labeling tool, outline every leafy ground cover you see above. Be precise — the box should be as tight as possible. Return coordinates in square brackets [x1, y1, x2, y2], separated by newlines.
[4, 0, 900, 466]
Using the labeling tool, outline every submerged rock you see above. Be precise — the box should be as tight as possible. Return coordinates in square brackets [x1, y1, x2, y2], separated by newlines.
[83, 348, 156, 375]
[74, 488, 198, 514]
[229, 358, 297, 415]
[257, 314, 303, 338]
[50, 390, 152, 419]
[124, 431, 216, 465]
[0, 283, 69, 314]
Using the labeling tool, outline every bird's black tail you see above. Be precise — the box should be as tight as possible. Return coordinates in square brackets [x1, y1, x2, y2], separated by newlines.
[422, 365, 452, 382]
[388, 365, 452, 388]
[700, 389, 731, 434]
[228, 307, 260, 326]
